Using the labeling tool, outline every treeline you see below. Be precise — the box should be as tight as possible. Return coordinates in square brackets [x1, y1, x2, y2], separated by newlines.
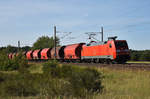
[0, 45, 31, 53]
[0, 36, 59, 53]
[130, 50, 150, 61]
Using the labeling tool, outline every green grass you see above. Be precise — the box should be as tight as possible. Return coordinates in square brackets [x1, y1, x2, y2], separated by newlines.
[28, 62, 43, 73]
[96, 67, 150, 99]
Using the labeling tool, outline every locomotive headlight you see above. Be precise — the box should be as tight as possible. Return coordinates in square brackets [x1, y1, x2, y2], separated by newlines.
[116, 50, 120, 52]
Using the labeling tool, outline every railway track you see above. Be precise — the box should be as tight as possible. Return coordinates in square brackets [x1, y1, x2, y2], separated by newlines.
[29, 61, 150, 71]
[61, 63, 150, 71]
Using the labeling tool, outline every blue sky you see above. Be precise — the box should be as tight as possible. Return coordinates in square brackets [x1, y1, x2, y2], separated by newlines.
[0, 0, 150, 50]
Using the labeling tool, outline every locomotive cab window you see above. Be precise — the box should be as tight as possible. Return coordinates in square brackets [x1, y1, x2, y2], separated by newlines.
[115, 41, 127, 49]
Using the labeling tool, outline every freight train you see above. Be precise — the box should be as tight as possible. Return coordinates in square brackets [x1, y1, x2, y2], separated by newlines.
[8, 36, 130, 64]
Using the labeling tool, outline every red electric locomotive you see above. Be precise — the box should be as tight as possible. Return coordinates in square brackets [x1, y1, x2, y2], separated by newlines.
[81, 36, 130, 63]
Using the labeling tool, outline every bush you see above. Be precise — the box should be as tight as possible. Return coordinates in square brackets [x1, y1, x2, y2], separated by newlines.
[43, 60, 60, 77]
[0, 73, 39, 97]
[130, 50, 150, 61]
[42, 60, 104, 97]
[0, 72, 72, 97]
[0, 51, 13, 71]
[0, 51, 29, 71]
[0, 60, 104, 98]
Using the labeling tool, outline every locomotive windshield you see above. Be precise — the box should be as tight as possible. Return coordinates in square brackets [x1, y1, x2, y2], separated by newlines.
[115, 41, 128, 49]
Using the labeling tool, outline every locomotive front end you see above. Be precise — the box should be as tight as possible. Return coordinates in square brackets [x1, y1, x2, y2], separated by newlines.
[114, 40, 130, 63]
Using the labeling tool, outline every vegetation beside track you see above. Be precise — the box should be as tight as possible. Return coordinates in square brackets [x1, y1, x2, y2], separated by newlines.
[0, 55, 103, 98]
[130, 50, 150, 61]
[1, 51, 150, 99]
[97, 68, 150, 99]
[30, 63, 150, 99]
[13, 62, 150, 99]
[127, 61, 150, 64]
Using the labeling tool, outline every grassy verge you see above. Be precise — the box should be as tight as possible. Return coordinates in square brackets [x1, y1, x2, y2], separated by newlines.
[96, 67, 150, 99]
[28, 62, 43, 73]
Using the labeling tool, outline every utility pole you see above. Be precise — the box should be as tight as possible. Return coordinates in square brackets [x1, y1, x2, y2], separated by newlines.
[18, 40, 20, 52]
[101, 27, 103, 42]
[54, 26, 57, 59]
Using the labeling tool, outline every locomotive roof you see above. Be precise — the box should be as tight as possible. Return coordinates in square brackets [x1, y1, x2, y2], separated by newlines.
[64, 43, 85, 46]
[86, 41, 107, 46]
[86, 40, 127, 46]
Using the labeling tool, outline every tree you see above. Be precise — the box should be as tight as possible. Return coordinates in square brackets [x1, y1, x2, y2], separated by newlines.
[130, 50, 141, 61]
[0, 45, 31, 53]
[4, 45, 18, 53]
[21, 46, 31, 51]
[139, 50, 150, 61]
[130, 50, 150, 61]
[32, 36, 60, 50]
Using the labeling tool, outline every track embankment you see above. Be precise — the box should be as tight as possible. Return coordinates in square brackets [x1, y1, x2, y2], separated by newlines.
[29, 61, 150, 71]
[62, 63, 150, 71]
